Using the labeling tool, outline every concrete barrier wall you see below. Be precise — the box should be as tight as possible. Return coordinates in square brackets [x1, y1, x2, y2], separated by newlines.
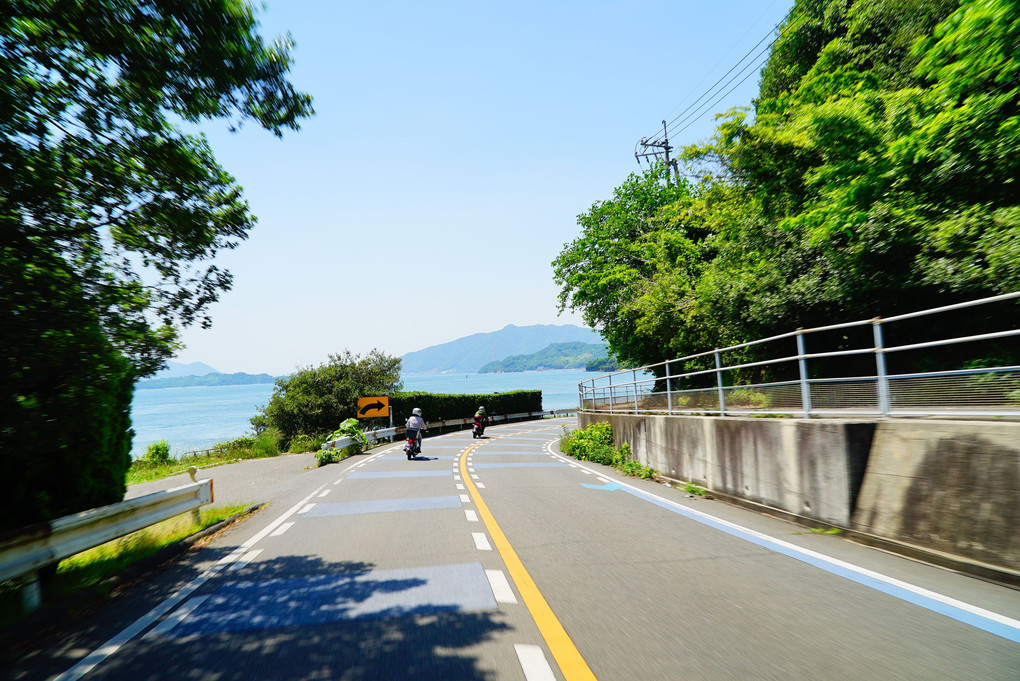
[578, 413, 875, 526]
[578, 413, 1020, 572]
[851, 420, 1020, 571]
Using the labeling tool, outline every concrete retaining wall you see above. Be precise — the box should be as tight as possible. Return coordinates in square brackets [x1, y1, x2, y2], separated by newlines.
[851, 421, 1020, 571]
[578, 413, 1020, 572]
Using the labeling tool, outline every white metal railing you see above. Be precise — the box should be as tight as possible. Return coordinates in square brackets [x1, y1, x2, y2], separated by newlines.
[321, 409, 577, 450]
[580, 292, 1020, 419]
[0, 476, 213, 613]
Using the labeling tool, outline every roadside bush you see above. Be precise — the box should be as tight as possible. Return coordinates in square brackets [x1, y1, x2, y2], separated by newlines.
[562, 422, 653, 478]
[143, 440, 172, 466]
[215, 432, 280, 459]
[287, 434, 317, 453]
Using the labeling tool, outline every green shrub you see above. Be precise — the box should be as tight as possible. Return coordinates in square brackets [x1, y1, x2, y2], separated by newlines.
[144, 440, 172, 466]
[287, 434, 317, 453]
[563, 423, 653, 478]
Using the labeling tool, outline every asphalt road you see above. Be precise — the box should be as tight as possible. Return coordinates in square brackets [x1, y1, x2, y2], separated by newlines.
[8, 417, 1020, 680]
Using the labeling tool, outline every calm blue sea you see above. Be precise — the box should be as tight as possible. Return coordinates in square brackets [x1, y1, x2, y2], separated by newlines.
[129, 369, 589, 457]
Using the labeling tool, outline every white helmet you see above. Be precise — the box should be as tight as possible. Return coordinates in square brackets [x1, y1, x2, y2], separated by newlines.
[412, 407, 422, 416]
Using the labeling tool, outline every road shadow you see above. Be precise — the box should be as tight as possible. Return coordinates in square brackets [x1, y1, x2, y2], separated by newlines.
[9, 553, 513, 681]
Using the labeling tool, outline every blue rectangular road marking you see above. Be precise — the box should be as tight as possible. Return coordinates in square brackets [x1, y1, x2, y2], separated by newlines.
[377, 455, 458, 461]
[473, 463, 571, 469]
[305, 496, 463, 517]
[470, 450, 551, 456]
[164, 562, 498, 638]
[348, 470, 453, 479]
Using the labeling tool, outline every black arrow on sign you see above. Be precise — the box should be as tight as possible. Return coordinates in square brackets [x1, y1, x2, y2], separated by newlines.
[359, 401, 385, 415]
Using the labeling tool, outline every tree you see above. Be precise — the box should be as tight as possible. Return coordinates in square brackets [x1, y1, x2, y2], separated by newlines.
[254, 351, 403, 448]
[1, 1, 313, 531]
[552, 162, 708, 368]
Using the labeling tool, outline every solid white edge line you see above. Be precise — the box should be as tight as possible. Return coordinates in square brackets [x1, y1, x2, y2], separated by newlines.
[544, 440, 1020, 633]
[472, 532, 492, 551]
[142, 594, 211, 640]
[52, 480, 331, 681]
[514, 644, 556, 681]
[485, 569, 518, 604]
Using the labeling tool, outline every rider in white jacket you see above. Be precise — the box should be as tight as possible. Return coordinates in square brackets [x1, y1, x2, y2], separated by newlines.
[405, 408, 427, 450]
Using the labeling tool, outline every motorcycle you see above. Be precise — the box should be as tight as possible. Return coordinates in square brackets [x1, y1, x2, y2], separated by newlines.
[472, 418, 486, 438]
[404, 429, 423, 459]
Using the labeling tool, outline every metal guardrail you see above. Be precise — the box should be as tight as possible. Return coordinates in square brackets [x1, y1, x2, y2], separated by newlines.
[0, 476, 213, 613]
[579, 292, 1020, 419]
[321, 409, 577, 450]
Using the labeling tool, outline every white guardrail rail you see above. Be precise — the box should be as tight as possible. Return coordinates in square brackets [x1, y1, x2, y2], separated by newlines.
[321, 408, 577, 450]
[0, 475, 213, 613]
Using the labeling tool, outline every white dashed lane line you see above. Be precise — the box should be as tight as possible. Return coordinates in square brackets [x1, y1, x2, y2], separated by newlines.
[472, 533, 492, 551]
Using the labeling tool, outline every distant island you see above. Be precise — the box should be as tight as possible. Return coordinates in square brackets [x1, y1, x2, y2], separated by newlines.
[401, 323, 602, 374]
[136, 372, 277, 390]
[479, 342, 610, 373]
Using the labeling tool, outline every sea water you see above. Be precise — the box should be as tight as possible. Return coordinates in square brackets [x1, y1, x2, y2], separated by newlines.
[129, 369, 591, 457]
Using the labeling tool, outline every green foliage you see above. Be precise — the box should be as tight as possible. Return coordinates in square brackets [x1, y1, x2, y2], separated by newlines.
[255, 350, 402, 445]
[562, 423, 654, 478]
[1, 0, 311, 532]
[329, 418, 369, 455]
[556, 0, 1019, 375]
[144, 440, 173, 467]
[385, 390, 543, 430]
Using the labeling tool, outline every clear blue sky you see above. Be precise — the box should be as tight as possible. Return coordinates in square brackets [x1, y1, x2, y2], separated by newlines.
[175, 0, 793, 376]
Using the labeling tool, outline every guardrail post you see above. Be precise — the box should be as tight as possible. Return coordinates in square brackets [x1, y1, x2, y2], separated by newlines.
[633, 369, 639, 413]
[873, 318, 891, 416]
[714, 350, 726, 416]
[21, 570, 41, 613]
[796, 330, 812, 417]
[188, 467, 201, 524]
[665, 360, 672, 414]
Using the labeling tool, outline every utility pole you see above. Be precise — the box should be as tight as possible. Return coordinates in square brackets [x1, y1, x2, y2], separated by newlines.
[634, 120, 680, 183]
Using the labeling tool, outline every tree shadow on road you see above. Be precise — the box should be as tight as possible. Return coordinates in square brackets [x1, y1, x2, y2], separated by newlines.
[12, 553, 514, 681]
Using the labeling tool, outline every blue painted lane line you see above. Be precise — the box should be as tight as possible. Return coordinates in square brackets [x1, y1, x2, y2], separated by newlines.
[580, 479, 1020, 644]
[305, 496, 463, 517]
[473, 463, 571, 469]
[164, 563, 498, 638]
[348, 471, 453, 479]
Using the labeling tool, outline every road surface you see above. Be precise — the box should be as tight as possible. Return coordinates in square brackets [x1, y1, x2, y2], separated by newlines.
[9, 417, 1020, 680]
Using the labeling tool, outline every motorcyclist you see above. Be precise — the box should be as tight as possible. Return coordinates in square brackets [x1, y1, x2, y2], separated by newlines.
[405, 407, 427, 453]
[473, 406, 489, 436]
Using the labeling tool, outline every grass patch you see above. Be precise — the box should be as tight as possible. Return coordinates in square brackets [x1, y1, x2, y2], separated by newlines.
[127, 431, 284, 485]
[0, 503, 250, 628]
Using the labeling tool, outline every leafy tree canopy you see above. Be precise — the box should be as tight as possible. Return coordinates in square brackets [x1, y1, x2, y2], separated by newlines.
[2, 0, 314, 375]
[254, 350, 403, 448]
[556, 0, 1019, 372]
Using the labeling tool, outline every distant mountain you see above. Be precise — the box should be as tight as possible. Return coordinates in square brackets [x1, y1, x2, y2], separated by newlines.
[154, 360, 219, 378]
[479, 342, 608, 373]
[137, 372, 276, 390]
[401, 324, 602, 374]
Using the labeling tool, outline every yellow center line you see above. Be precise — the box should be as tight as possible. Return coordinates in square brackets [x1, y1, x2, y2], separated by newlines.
[460, 441, 598, 681]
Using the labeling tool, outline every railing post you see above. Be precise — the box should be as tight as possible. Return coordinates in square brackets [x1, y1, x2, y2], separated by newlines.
[714, 350, 726, 416]
[188, 466, 201, 525]
[796, 330, 812, 418]
[633, 369, 639, 413]
[665, 360, 672, 414]
[608, 374, 614, 413]
[873, 318, 891, 416]
[21, 570, 41, 613]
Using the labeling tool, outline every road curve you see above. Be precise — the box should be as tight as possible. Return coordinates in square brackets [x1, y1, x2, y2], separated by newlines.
[9, 417, 1020, 680]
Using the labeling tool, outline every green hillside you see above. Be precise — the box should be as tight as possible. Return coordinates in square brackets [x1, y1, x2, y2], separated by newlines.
[479, 342, 608, 373]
